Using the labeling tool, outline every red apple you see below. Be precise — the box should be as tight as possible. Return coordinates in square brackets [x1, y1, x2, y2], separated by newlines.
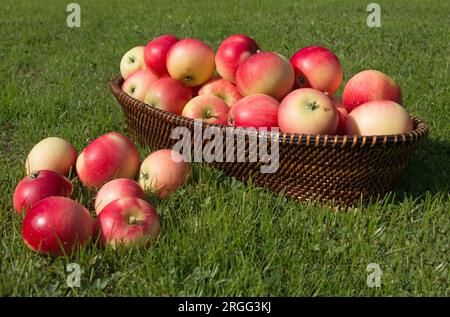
[182, 95, 229, 125]
[144, 34, 179, 76]
[13, 170, 72, 213]
[144, 77, 192, 115]
[345, 100, 413, 136]
[215, 34, 259, 83]
[330, 95, 348, 135]
[25, 137, 77, 176]
[343, 70, 402, 112]
[166, 38, 216, 87]
[122, 69, 159, 101]
[76, 132, 140, 189]
[139, 149, 190, 198]
[198, 78, 242, 106]
[95, 178, 146, 215]
[228, 94, 279, 129]
[22, 197, 94, 256]
[278, 88, 338, 134]
[96, 197, 160, 247]
[120, 46, 146, 80]
[236, 52, 294, 101]
[290, 46, 343, 95]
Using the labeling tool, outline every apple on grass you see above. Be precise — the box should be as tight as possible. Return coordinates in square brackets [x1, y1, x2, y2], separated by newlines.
[25, 137, 77, 176]
[330, 95, 348, 135]
[95, 197, 160, 248]
[166, 38, 216, 87]
[228, 94, 279, 129]
[120, 46, 146, 80]
[13, 170, 72, 213]
[215, 34, 259, 83]
[343, 70, 402, 112]
[139, 149, 190, 198]
[144, 77, 192, 115]
[122, 69, 159, 101]
[22, 197, 94, 256]
[278, 88, 338, 134]
[290, 46, 343, 95]
[236, 51, 294, 101]
[345, 100, 413, 136]
[76, 132, 140, 189]
[198, 78, 242, 106]
[182, 95, 230, 125]
[95, 178, 146, 215]
[144, 34, 178, 76]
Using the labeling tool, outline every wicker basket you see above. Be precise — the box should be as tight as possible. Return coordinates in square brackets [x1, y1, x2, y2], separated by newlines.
[109, 75, 428, 206]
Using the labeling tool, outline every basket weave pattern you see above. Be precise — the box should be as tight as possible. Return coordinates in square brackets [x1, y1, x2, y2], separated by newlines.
[110, 75, 428, 206]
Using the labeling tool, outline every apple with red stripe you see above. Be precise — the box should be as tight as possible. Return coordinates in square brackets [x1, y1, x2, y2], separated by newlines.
[144, 34, 178, 77]
[76, 132, 140, 189]
[144, 77, 192, 115]
[215, 34, 259, 83]
[22, 197, 94, 256]
[120, 46, 146, 80]
[198, 77, 242, 106]
[182, 95, 230, 125]
[122, 69, 159, 101]
[228, 94, 279, 129]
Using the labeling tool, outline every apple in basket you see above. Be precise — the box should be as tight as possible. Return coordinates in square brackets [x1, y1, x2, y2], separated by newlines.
[182, 95, 230, 125]
[278, 88, 338, 134]
[144, 77, 192, 115]
[13, 170, 72, 213]
[343, 70, 402, 112]
[139, 149, 190, 198]
[290, 46, 343, 95]
[22, 197, 94, 256]
[330, 95, 348, 135]
[122, 69, 159, 101]
[94, 178, 146, 215]
[166, 38, 216, 87]
[198, 77, 242, 106]
[345, 100, 413, 136]
[120, 46, 146, 80]
[76, 132, 140, 188]
[228, 94, 279, 129]
[144, 34, 179, 76]
[95, 197, 160, 247]
[215, 34, 259, 83]
[25, 137, 77, 176]
[236, 51, 295, 101]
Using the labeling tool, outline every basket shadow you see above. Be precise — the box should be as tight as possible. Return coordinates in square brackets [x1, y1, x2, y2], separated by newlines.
[393, 137, 450, 200]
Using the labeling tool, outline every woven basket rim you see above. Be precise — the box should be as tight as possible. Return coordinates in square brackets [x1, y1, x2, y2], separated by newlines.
[109, 74, 429, 148]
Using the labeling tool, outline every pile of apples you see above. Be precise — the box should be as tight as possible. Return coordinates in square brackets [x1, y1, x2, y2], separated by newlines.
[14, 134, 190, 256]
[120, 34, 413, 136]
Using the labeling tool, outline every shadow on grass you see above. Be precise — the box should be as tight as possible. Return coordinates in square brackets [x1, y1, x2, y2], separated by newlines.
[394, 137, 450, 200]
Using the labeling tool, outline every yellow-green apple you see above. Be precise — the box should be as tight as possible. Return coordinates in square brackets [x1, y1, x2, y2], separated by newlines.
[228, 94, 279, 129]
[144, 77, 192, 115]
[236, 52, 294, 101]
[198, 78, 242, 106]
[22, 197, 94, 256]
[166, 38, 215, 87]
[25, 137, 77, 176]
[343, 70, 402, 112]
[345, 100, 413, 136]
[330, 95, 348, 135]
[144, 34, 178, 76]
[122, 69, 159, 101]
[139, 149, 190, 198]
[94, 178, 146, 215]
[13, 170, 72, 214]
[120, 46, 146, 80]
[278, 88, 338, 134]
[182, 95, 230, 125]
[95, 197, 160, 247]
[76, 132, 140, 188]
[290, 46, 343, 95]
[215, 34, 259, 83]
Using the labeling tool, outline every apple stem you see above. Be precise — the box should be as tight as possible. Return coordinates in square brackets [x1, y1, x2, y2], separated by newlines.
[30, 171, 39, 179]
[128, 216, 142, 225]
[306, 101, 320, 111]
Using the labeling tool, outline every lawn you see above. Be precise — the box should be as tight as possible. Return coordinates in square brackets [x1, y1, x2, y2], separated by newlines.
[0, 0, 448, 296]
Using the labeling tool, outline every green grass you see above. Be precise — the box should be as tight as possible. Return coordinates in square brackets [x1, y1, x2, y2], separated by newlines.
[0, 0, 449, 296]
